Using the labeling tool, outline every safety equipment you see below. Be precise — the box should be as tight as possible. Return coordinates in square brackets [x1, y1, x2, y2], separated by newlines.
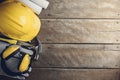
[0, 33, 42, 60]
[1, 45, 32, 72]
[0, 35, 42, 80]
[0, 0, 41, 41]
[0, 0, 49, 79]
[0, 42, 32, 79]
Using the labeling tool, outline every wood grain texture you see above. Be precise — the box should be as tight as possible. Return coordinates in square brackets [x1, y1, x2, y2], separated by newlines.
[39, 19, 120, 43]
[40, 0, 120, 19]
[33, 44, 120, 68]
[27, 68, 120, 80]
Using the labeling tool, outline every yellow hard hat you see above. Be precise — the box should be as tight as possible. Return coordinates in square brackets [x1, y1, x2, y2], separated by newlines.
[0, 0, 41, 41]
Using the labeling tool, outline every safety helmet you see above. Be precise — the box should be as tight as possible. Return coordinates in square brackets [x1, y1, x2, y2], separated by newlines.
[0, 0, 41, 41]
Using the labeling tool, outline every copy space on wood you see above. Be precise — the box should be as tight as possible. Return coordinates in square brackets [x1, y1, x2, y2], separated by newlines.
[33, 44, 120, 68]
[39, 19, 120, 43]
[27, 68, 120, 80]
[40, 0, 120, 19]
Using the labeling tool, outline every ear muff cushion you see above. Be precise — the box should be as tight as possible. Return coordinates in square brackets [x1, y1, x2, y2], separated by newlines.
[2, 45, 20, 59]
[19, 54, 30, 72]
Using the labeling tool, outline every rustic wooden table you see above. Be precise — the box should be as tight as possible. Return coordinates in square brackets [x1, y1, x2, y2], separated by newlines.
[1, 0, 120, 80]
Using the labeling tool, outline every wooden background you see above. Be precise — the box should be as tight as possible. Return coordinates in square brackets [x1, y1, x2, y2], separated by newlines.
[29, 0, 120, 80]
[1, 0, 120, 80]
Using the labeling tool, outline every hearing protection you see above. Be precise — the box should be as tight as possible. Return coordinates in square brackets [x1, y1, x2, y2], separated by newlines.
[2, 45, 33, 72]
[1, 45, 32, 76]
[0, 34, 42, 77]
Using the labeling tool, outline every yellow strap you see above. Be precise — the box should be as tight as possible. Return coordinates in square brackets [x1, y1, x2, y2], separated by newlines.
[2, 45, 20, 59]
[0, 38, 17, 44]
[19, 54, 30, 72]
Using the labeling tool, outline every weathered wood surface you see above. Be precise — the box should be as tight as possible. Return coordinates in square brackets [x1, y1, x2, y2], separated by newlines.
[40, 0, 120, 19]
[33, 44, 120, 68]
[27, 69, 120, 80]
[2, 0, 120, 80]
[39, 19, 120, 43]
[32, 0, 120, 80]
[1, 69, 120, 80]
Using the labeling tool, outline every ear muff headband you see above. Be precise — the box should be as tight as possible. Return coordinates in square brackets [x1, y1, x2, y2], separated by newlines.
[1, 53, 31, 76]
[1, 59, 24, 76]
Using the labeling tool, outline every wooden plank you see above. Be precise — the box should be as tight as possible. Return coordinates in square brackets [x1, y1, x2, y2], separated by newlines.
[39, 19, 120, 43]
[33, 44, 120, 68]
[40, 0, 120, 18]
[27, 68, 120, 80]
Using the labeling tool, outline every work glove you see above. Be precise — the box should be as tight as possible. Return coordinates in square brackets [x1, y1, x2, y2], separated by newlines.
[0, 37, 42, 80]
